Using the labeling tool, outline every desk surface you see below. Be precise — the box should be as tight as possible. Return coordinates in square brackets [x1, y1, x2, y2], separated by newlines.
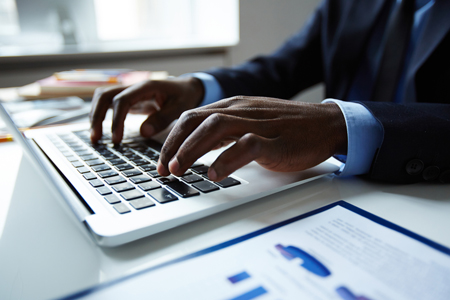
[1, 139, 449, 300]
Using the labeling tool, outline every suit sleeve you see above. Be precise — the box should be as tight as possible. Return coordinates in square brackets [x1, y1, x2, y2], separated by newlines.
[204, 3, 325, 100]
[360, 102, 450, 183]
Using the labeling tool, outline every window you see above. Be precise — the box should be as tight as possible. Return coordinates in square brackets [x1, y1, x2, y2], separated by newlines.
[0, 0, 239, 57]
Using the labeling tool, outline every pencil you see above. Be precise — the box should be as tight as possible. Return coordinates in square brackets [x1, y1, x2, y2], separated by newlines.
[0, 123, 66, 144]
[0, 134, 13, 143]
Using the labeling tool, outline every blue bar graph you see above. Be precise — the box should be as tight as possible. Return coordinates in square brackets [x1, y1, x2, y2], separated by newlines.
[228, 271, 251, 284]
[228, 286, 268, 300]
[336, 286, 372, 300]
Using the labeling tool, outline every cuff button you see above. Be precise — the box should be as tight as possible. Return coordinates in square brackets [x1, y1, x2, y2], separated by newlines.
[439, 170, 450, 183]
[405, 159, 424, 175]
[422, 166, 440, 181]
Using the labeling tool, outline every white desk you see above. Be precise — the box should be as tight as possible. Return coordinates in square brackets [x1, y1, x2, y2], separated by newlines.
[1, 139, 450, 300]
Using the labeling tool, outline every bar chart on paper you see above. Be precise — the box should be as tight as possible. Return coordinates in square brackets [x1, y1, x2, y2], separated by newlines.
[66, 202, 450, 300]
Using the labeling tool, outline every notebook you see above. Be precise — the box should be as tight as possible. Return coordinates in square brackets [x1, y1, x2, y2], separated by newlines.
[0, 102, 340, 247]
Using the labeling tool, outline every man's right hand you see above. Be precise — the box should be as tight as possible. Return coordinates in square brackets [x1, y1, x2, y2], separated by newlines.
[89, 77, 205, 144]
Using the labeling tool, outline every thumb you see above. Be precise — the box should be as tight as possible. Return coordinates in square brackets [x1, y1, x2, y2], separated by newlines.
[140, 106, 180, 137]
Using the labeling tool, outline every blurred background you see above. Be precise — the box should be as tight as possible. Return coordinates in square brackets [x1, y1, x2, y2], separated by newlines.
[0, 0, 322, 102]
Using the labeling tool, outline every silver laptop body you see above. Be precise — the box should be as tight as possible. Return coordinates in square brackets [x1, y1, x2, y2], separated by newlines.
[0, 103, 340, 246]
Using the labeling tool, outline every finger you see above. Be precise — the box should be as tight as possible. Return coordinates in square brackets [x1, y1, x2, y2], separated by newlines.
[90, 86, 126, 143]
[162, 113, 262, 176]
[208, 133, 272, 181]
[157, 109, 208, 175]
[111, 83, 166, 144]
[158, 108, 250, 171]
[139, 102, 183, 138]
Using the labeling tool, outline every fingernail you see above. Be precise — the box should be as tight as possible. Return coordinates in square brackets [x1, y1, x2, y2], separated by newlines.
[141, 124, 155, 137]
[169, 157, 180, 173]
[208, 168, 217, 181]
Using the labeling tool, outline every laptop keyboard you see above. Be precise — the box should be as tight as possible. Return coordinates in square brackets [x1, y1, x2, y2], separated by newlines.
[47, 130, 241, 215]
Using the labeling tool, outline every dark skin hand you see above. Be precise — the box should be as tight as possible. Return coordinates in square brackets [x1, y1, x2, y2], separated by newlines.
[157, 96, 347, 182]
[89, 77, 347, 182]
[89, 77, 205, 144]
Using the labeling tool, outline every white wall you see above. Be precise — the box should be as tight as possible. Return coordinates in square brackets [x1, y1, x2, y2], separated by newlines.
[230, 0, 323, 102]
[0, 0, 324, 102]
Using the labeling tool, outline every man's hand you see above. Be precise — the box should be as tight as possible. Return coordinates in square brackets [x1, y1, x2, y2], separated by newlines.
[157, 96, 347, 181]
[89, 77, 204, 144]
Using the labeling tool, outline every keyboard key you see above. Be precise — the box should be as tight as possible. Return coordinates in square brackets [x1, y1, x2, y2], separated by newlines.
[131, 159, 149, 166]
[144, 154, 159, 161]
[165, 181, 200, 198]
[57, 133, 71, 138]
[90, 141, 106, 148]
[129, 143, 145, 148]
[109, 158, 127, 166]
[138, 181, 161, 191]
[89, 179, 104, 188]
[74, 150, 92, 156]
[73, 130, 89, 137]
[216, 177, 241, 188]
[191, 165, 209, 174]
[77, 167, 90, 174]
[139, 164, 156, 172]
[181, 174, 203, 184]
[70, 145, 86, 151]
[123, 153, 138, 159]
[115, 164, 134, 171]
[86, 159, 104, 166]
[96, 186, 112, 195]
[114, 146, 130, 153]
[103, 153, 119, 160]
[129, 175, 152, 184]
[96, 148, 110, 154]
[112, 182, 135, 192]
[122, 169, 143, 177]
[129, 198, 155, 210]
[157, 176, 178, 185]
[105, 176, 126, 185]
[66, 156, 79, 162]
[79, 154, 98, 161]
[192, 181, 220, 193]
[83, 172, 97, 180]
[133, 149, 149, 156]
[202, 173, 211, 180]
[72, 161, 84, 168]
[191, 162, 204, 168]
[113, 203, 131, 214]
[104, 194, 121, 204]
[92, 164, 111, 172]
[124, 142, 142, 148]
[143, 149, 158, 156]
[147, 188, 178, 203]
[182, 170, 192, 176]
[54, 145, 66, 151]
[147, 170, 161, 178]
[97, 170, 118, 178]
[120, 190, 145, 200]
[61, 151, 72, 157]
[97, 148, 112, 154]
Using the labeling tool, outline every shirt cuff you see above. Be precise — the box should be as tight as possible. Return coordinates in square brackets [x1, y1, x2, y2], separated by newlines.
[183, 72, 225, 107]
[322, 99, 384, 176]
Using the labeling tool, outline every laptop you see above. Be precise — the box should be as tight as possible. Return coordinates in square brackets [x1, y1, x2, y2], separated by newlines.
[0, 102, 340, 247]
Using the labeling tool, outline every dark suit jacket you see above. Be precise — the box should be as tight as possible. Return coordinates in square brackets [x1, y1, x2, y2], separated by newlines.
[205, 0, 450, 183]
